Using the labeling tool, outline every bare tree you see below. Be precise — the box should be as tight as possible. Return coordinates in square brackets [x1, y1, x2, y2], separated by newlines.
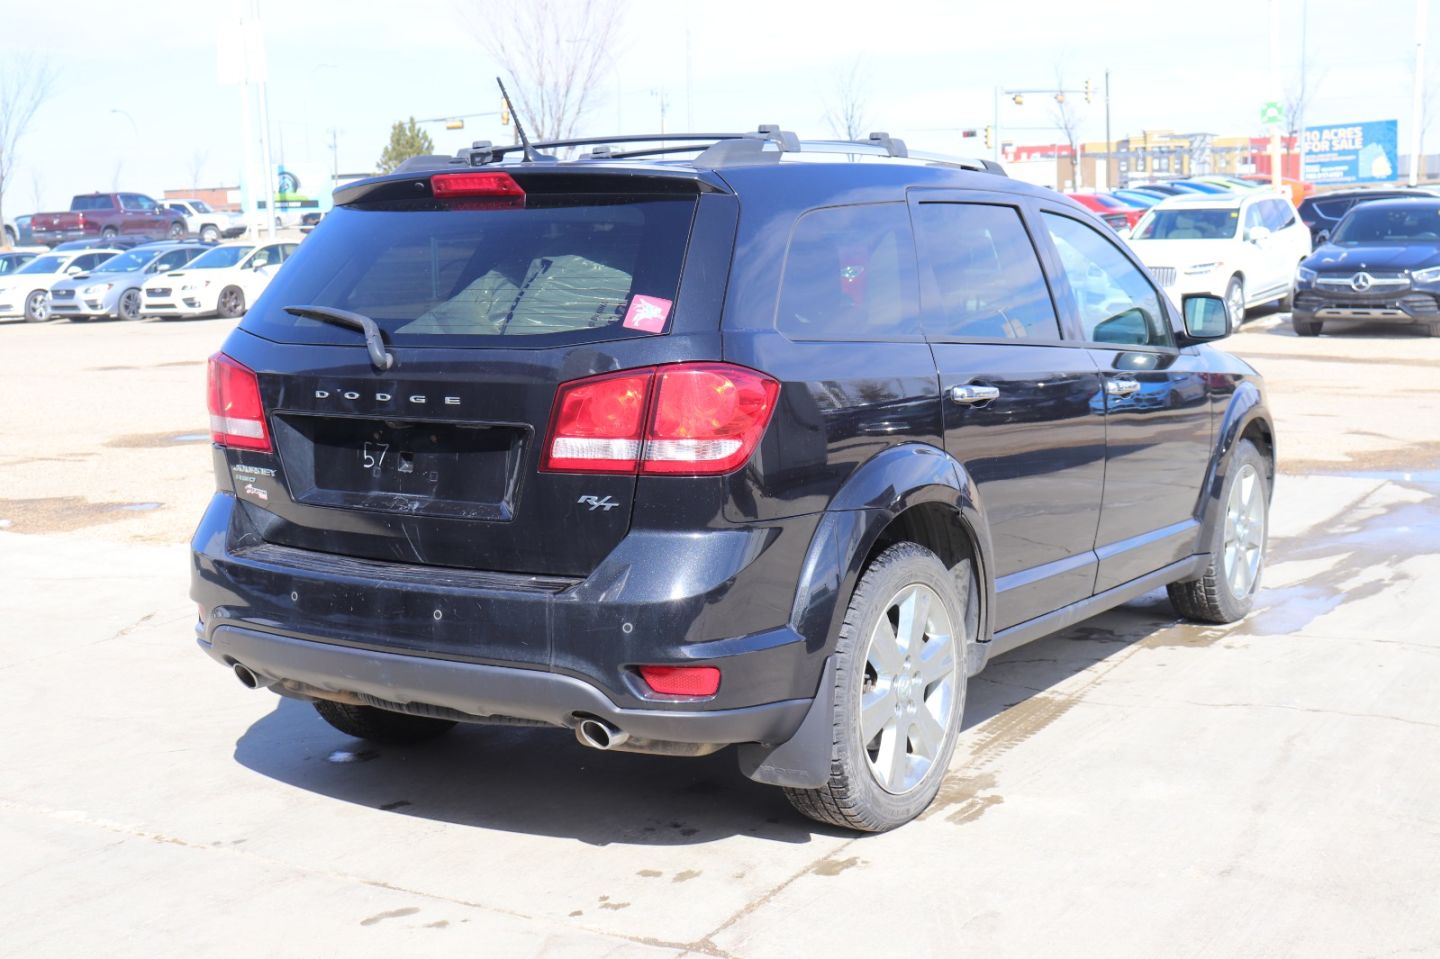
[825, 57, 869, 141]
[1283, 67, 1325, 165]
[461, 0, 626, 142]
[0, 55, 57, 243]
[1050, 71, 1084, 190]
[189, 149, 209, 189]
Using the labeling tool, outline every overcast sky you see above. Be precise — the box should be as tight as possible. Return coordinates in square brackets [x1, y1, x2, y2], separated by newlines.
[2, 0, 1432, 213]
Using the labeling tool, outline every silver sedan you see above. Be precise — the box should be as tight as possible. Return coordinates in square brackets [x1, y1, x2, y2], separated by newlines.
[48, 243, 210, 321]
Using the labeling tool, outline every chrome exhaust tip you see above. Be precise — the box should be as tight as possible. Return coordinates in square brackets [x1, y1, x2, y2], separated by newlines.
[575, 718, 629, 751]
[232, 663, 274, 690]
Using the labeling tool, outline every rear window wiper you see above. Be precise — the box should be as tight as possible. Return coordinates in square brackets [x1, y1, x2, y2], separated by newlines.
[284, 305, 395, 371]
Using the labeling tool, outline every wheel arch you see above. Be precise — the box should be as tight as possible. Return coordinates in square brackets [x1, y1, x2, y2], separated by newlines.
[1196, 382, 1274, 546]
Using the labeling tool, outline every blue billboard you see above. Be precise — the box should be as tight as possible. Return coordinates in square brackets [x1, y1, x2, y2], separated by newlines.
[1302, 120, 1399, 184]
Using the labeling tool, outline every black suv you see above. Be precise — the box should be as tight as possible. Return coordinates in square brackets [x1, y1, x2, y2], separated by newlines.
[192, 128, 1274, 831]
[1297, 187, 1432, 248]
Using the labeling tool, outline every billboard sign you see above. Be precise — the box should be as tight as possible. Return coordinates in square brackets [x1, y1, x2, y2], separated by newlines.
[1302, 120, 1399, 184]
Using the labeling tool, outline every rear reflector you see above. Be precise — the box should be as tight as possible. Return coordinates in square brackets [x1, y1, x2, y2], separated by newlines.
[541, 363, 779, 476]
[207, 352, 271, 452]
[638, 665, 721, 697]
[431, 171, 525, 199]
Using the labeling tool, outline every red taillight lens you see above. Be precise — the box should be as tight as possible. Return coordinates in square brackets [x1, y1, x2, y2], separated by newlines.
[541, 363, 779, 476]
[638, 665, 721, 697]
[643, 364, 779, 475]
[430, 172, 525, 199]
[540, 369, 653, 473]
[207, 352, 271, 452]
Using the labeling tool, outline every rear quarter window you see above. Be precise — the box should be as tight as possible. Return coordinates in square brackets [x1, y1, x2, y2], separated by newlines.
[776, 203, 920, 341]
[243, 195, 696, 348]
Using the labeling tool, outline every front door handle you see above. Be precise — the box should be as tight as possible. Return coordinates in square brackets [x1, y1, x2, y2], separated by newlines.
[950, 384, 1000, 405]
[1105, 377, 1142, 397]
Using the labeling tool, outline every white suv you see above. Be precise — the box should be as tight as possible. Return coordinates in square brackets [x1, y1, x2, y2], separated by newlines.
[1126, 192, 1312, 322]
[163, 199, 248, 244]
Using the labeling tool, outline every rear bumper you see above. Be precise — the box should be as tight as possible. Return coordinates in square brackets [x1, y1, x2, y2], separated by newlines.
[191, 492, 825, 744]
[200, 625, 809, 743]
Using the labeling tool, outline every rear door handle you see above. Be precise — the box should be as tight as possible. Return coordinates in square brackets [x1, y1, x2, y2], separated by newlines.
[1105, 377, 1142, 397]
[950, 384, 1000, 405]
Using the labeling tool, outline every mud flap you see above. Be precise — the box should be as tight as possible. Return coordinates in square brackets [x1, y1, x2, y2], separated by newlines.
[735, 655, 835, 788]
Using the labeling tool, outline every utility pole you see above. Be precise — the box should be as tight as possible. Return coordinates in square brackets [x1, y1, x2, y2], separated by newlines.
[1298, 0, 1309, 183]
[1410, 0, 1429, 185]
[1104, 69, 1112, 189]
[1268, 0, 1283, 187]
[992, 86, 1000, 163]
[329, 128, 338, 183]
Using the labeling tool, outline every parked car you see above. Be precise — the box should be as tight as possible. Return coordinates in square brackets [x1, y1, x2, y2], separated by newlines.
[1191, 175, 1266, 192]
[0, 251, 38, 277]
[3, 220, 15, 246]
[1296, 188, 1432, 248]
[12, 215, 35, 246]
[1066, 192, 1144, 230]
[140, 240, 297, 319]
[1168, 180, 1231, 194]
[52, 236, 147, 252]
[1127, 191, 1312, 322]
[162, 198, 248, 243]
[0, 247, 121, 321]
[1127, 183, 1186, 197]
[1292, 197, 1440, 337]
[190, 131, 1274, 832]
[1111, 188, 1165, 209]
[48, 242, 210, 321]
[30, 192, 187, 247]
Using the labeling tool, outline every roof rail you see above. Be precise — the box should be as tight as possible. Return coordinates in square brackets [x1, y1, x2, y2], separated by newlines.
[865, 131, 908, 157]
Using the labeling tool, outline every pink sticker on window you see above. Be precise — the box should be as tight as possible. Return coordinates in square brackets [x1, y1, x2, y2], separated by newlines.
[623, 294, 673, 333]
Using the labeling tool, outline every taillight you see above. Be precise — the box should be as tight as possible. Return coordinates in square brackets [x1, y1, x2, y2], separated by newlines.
[540, 369, 653, 473]
[638, 665, 721, 697]
[207, 352, 271, 452]
[643, 364, 780, 475]
[431, 172, 525, 199]
[541, 363, 779, 476]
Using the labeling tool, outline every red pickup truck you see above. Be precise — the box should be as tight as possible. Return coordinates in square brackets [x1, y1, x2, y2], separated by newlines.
[31, 193, 187, 247]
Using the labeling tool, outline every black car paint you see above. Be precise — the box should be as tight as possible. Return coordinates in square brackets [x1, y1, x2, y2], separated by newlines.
[1297, 188, 1432, 247]
[191, 156, 1272, 788]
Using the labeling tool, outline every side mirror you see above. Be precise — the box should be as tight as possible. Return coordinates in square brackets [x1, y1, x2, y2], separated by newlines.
[1182, 293, 1231, 341]
[1246, 225, 1272, 244]
[65, 265, 83, 274]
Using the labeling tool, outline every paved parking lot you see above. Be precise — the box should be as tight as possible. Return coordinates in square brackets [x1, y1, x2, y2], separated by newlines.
[2, 312, 1437, 958]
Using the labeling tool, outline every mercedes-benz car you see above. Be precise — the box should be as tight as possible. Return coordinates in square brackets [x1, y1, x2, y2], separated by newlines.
[1292, 197, 1440, 336]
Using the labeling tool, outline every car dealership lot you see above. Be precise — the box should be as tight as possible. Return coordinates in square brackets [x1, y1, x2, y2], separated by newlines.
[2, 314, 1438, 957]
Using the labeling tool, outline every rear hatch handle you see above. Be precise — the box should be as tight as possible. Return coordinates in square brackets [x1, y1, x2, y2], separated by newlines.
[284, 305, 396, 371]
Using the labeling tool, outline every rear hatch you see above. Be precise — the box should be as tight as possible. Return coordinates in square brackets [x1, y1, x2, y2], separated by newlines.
[221, 168, 733, 579]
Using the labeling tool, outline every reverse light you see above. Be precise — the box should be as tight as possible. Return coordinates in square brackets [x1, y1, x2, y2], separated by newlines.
[207, 352, 272, 452]
[431, 171, 526, 199]
[638, 665, 721, 697]
[541, 363, 779, 476]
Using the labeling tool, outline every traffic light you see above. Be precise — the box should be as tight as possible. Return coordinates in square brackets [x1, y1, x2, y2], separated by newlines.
[1055, 92, 1065, 104]
[1084, 79, 1093, 104]
[501, 106, 510, 126]
[984, 125, 993, 148]
[1012, 94, 1024, 106]
[445, 119, 465, 130]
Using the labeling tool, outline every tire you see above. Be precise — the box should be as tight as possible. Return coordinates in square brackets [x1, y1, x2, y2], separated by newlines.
[101, 226, 118, 240]
[1225, 275, 1246, 326]
[168, 220, 185, 240]
[1426, 321, 1440, 338]
[117, 288, 142, 321]
[3, 225, 14, 246]
[784, 542, 974, 832]
[1168, 439, 1269, 624]
[1292, 317, 1323, 337]
[199, 224, 220, 243]
[217, 285, 245, 318]
[313, 700, 457, 744]
[23, 289, 48, 322]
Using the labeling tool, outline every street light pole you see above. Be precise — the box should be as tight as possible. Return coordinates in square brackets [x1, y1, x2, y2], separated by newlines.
[1104, 69, 1112, 189]
[1268, 0, 1283, 188]
[1410, 0, 1429, 186]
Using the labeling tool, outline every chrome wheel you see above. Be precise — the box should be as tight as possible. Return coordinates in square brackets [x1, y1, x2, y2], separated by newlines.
[25, 290, 47, 322]
[1223, 463, 1265, 598]
[860, 583, 958, 795]
[1226, 277, 1245, 326]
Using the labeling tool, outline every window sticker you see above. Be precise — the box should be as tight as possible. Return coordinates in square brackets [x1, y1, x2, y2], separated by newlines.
[622, 293, 673, 333]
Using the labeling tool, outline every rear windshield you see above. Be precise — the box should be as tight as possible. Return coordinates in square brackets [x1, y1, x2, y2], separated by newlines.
[1332, 204, 1440, 244]
[242, 196, 696, 348]
[1131, 208, 1238, 240]
[71, 195, 113, 211]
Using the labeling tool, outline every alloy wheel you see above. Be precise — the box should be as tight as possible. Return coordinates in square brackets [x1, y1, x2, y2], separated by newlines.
[1223, 463, 1265, 598]
[26, 290, 47, 321]
[119, 289, 141, 320]
[859, 583, 958, 795]
[1226, 280, 1245, 326]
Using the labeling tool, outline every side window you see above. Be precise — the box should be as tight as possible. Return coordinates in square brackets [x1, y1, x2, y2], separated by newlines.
[134, 195, 157, 211]
[279, 243, 299, 262]
[152, 249, 193, 272]
[1266, 199, 1297, 230]
[1244, 203, 1264, 235]
[119, 194, 140, 211]
[249, 247, 276, 269]
[912, 202, 1060, 340]
[776, 203, 920, 341]
[77, 254, 106, 271]
[1041, 212, 1174, 348]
